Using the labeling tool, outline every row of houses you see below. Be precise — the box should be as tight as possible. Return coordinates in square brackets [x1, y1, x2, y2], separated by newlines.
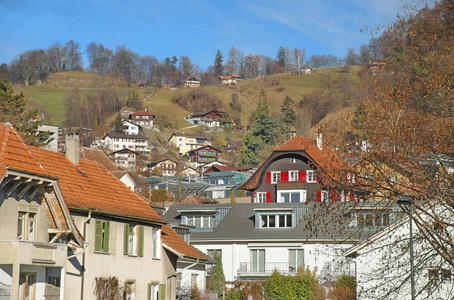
[0, 123, 210, 300]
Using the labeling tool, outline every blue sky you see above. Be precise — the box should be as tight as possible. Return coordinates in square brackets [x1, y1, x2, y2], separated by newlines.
[1, 0, 409, 69]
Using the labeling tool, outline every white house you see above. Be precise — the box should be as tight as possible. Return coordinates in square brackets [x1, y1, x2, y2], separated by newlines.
[109, 148, 140, 169]
[164, 202, 396, 287]
[123, 120, 142, 135]
[345, 203, 454, 299]
[168, 133, 211, 156]
[0, 123, 208, 300]
[103, 133, 150, 154]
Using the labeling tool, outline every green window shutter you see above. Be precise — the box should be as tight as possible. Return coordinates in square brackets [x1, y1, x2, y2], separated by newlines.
[103, 221, 110, 252]
[297, 249, 304, 269]
[94, 220, 103, 252]
[259, 249, 265, 272]
[147, 283, 151, 300]
[289, 249, 296, 272]
[124, 224, 129, 255]
[251, 250, 257, 272]
[124, 281, 128, 298]
[138, 225, 144, 257]
[159, 284, 166, 300]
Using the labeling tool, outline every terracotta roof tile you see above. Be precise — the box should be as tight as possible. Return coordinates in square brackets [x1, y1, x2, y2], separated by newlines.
[179, 194, 218, 204]
[161, 225, 208, 260]
[130, 110, 155, 116]
[0, 123, 51, 178]
[30, 146, 164, 222]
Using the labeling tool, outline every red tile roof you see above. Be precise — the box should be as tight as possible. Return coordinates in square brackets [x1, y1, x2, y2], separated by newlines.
[0, 122, 163, 223]
[130, 110, 155, 116]
[31, 146, 164, 222]
[179, 194, 218, 204]
[0, 123, 51, 178]
[161, 225, 208, 260]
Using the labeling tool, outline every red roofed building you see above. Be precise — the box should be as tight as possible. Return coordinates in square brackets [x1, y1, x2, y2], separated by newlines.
[239, 135, 362, 203]
[0, 123, 207, 300]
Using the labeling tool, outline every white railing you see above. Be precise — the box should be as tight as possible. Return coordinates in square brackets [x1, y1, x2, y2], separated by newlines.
[237, 262, 302, 276]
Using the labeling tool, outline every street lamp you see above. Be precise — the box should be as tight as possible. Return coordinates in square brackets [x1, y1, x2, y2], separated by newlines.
[398, 196, 415, 300]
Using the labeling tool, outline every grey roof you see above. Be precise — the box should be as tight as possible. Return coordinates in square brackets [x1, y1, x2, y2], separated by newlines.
[163, 202, 394, 243]
[106, 133, 148, 139]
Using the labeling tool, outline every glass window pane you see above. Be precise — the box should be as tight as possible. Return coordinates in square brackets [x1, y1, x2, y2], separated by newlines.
[287, 215, 292, 227]
[195, 217, 201, 228]
[261, 215, 268, 228]
[269, 215, 276, 227]
[279, 215, 285, 228]
[203, 217, 209, 228]
[291, 193, 300, 203]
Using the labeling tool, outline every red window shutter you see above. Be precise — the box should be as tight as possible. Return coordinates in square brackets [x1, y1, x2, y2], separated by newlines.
[316, 175, 319, 182]
[316, 191, 322, 202]
[252, 192, 256, 203]
[266, 193, 271, 203]
[331, 191, 336, 202]
[349, 195, 354, 202]
[299, 171, 306, 182]
[281, 171, 289, 182]
[266, 172, 271, 183]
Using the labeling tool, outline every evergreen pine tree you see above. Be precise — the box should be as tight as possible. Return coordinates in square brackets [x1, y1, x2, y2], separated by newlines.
[112, 113, 124, 133]
[207, 251, 225, 297]
[214, 49, 224, 76]
[280, 96, 296, 127]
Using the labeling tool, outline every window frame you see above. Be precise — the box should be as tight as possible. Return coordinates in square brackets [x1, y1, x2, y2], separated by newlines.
[94, 220, 110, 253]
[289, 249, 304, 273]
[306, 170, 316, 183]
[17, 211, 36, 241]
[256, 192, 266, 203]
[260, 213, 293, 228]
[271, 171, 281, 183]
[277, 190, 306, 203]
[250, 249, 265, 272]
[152, 227, 161, 259]
[289, 170, 299, 182]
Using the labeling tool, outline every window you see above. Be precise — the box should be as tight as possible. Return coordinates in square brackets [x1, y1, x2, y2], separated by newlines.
[124, 224, 144, 256]
[147, 283, 159, 300]
[207, 249, 222, 259]
[289, 249, 304, 272]
[152, 228, 161, 258]
[260, 214, 292, 228]
[18, 211, 36, 241]
[278, 190, 306, 203]
[95, 220, 110, 253]
[186, 215, 216, 228]
[271, 172, 281, 183]
[191, 274, 198, 289]
[250, 249, 265, 272]
[255, 192, 266, 203]
[306, 170, 316, 182]
[124, 281, 135, 300]
[289, 170, 299, 181]
[356, 212, 389, 228]
[290, 158, 297, 163]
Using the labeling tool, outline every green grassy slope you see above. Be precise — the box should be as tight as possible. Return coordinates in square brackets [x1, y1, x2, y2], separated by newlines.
[15, 67, 360, 131]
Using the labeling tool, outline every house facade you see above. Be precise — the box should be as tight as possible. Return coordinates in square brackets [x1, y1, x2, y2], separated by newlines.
[345, 204, 454, 299]
[168, 133, 211, 156]
[187, 145, 221, 167]
[149, 158, 179, 176]
[103, 133, 150, 154]
[239, 135, 361, 204]
[163, 202, 392, 285]
[122, 120, 142, 135]
[184, 110, 226, 128]
[177, 77, 201, 88]
[0, 123, 207, 300]
[128, 110, 155, 129]
[219, 75, 241, 85]
[109, 148, 139, 169]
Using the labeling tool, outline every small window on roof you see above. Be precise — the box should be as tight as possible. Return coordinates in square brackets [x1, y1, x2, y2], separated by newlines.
[290, 158, 297, 163]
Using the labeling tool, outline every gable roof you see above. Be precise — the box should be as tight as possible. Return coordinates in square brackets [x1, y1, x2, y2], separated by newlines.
[188, 145, 221, 154]
[239, 135, 351, 191]
[79, 147, 127, 179]
[106, 133, 148, 140]
[168, 133, 209, 141]
[31, 146, 164, 222]
[0, 123, 52, 178]
[190, 110, 226, 118]
[130, 110, 155, 116]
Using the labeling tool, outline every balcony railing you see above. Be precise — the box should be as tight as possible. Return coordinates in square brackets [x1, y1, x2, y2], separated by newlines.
[237, 262, 302, 277]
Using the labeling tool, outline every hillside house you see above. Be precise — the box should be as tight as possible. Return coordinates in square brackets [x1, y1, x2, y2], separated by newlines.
[148, 157, 179, 177]
[239, 135, 363, 203]
[176, 76, 201, 88]
[122, 120, 142, 135]
[219, 74, 241, 85]
[184, 110, 226, 128]
[0, 123, 208, 300]
[128, 110, 155, 129]
[187, 145, 221, 167]
[168, 133, 211, 156]
[102, 133, 150, 154]
[109, 148, 140, 169]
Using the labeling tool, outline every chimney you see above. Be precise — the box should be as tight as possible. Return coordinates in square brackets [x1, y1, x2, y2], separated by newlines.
[316, 132, 323, 150]
[66, 133, 80, 166]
